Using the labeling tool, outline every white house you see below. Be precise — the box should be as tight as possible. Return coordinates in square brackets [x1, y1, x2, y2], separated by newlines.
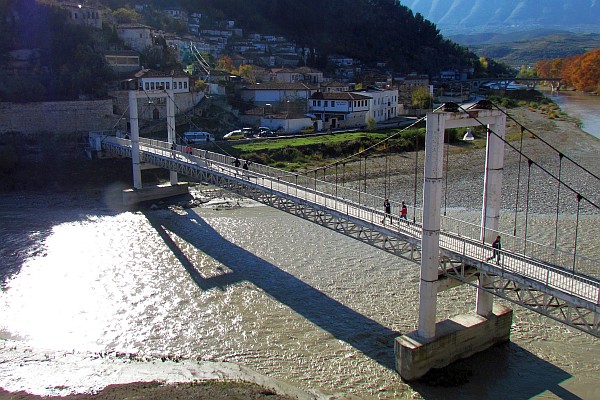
[308, 91, 371, 129]
[136, 69, 191, 94]
[353, 87, 399, 123]
[117, 24, 156, 52]
[240, 82, 318, 106]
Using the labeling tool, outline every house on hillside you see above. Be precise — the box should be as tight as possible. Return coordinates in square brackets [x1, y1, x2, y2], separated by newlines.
[117, 24, 157, 52]
[240, 82, 318, 106]
[308, 91, 371, 130]
[274, 67, 324, 84]
[162, 7, 188, 23]
[321, 81, 350, 93]
[61, 3, 103, 29]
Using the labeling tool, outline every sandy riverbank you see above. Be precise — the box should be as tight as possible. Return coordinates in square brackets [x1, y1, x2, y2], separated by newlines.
[1, 105, 598, 400]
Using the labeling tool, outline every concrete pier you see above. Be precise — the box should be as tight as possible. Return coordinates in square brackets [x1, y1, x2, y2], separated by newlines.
[122, 182, 190, 206]
[395, 305, 513, 381]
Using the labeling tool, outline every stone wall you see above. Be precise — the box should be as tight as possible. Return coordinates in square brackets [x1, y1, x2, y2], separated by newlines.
[0, 100, 116, 134]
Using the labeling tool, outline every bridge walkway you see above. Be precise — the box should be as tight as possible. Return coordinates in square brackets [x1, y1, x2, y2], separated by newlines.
[100, 135, 600, 337]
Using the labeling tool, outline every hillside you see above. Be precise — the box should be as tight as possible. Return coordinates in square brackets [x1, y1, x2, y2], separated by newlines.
[450, 31, 600, 67]
[402, 0, 600, 35]
[138, 0, 480, 74]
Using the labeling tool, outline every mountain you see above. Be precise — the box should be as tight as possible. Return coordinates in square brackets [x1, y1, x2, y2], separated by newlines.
[402, 0, 600, 35]
[460, 31, 600, 67]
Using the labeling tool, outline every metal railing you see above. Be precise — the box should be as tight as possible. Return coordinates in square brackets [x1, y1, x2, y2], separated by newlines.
[101, 137, 600, 304]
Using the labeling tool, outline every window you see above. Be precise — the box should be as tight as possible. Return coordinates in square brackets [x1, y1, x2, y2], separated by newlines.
[145, 82, 149, 90]
[150, 82, 155, 90]
[166, 82, 170, 90]
[324, 101, 328, 107]
[178, 82, 182, 89]
[184, 82, 188, 89]
[317, 100, 321, 107]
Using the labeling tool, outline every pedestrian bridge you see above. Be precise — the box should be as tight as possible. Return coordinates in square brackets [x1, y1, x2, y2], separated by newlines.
[93, 133, 600, 340]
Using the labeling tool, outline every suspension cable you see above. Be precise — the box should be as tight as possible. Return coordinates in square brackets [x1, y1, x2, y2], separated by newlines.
[523, 159, 533, 253]
[412, 130, 419, 223]
[497, 106, 600, 182]
[554, 153, 564, 249]
[443, 130, 449, 216]
[573, 194, 582, 272]
[457, 104, 599, 212]
[513, 125, 525, 236]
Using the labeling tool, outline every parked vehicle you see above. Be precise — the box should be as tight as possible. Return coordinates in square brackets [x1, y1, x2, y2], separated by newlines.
[224, 129, 242, 139]
[241, 127, 256, 138]
[258, 127, 274, 137]
[184, 131, 214, 143]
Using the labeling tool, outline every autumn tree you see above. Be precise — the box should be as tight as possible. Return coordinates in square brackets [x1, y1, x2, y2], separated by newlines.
[216, 55, 234, 72]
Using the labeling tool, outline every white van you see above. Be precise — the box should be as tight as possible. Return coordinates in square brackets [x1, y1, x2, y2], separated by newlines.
[183, 131, 214, 144]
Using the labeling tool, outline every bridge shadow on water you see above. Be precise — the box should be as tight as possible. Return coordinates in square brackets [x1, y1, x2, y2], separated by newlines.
[144, 207, 580, 399]
[143, 207, 400, 370]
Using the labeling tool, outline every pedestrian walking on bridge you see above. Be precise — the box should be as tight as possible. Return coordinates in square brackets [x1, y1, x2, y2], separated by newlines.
[487, 235, 502, 264]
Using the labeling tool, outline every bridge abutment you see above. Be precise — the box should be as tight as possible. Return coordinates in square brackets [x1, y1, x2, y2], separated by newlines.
[122, 182, 190, 206]
[395, 304, 513, 381]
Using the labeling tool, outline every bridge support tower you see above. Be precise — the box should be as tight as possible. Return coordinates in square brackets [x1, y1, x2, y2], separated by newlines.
[395, 105, 513, 380]
[123, 90, 188, 205]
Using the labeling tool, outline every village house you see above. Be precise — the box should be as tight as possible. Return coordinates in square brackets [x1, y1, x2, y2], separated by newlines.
[308, 91, 371, 130]
[162, 6, 188, 23]
[116, 24, 157, 53]
[240, 82, 318, 106]
[273, 67, 324, 84]
[61, 2, 102, 29]
[320, 81, 350, 93]
[353, 87, 399, 123]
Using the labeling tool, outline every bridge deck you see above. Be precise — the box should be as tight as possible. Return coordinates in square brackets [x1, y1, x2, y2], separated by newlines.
[98, 135, 600, 336]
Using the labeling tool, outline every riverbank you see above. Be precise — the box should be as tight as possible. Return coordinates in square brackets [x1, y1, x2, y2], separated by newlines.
[1, 104, 599, 400]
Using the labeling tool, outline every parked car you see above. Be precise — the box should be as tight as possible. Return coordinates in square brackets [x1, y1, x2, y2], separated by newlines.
[258, 127, 274, 137]
[224, 129, 243, 139]
[241, 127, 256, 138]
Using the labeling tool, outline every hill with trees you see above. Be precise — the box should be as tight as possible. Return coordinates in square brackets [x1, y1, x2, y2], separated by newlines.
[106, 0, 484, 74]
[535, 48, 600, 93]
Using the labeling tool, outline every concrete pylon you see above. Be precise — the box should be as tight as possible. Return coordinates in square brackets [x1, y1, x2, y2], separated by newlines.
[166, 89, 178, 185]
[477, 115, 506, 317]
[417, 112, 446, 339]
[128, 90, 142, 190]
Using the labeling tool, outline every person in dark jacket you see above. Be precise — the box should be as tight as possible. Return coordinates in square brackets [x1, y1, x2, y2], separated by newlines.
[487, 235, 502, 264]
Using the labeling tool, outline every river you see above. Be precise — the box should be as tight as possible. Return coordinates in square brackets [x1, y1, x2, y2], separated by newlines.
[549, 90, 600, 139]
[1, 94, 599, 399]
[1, 187, 599, 399]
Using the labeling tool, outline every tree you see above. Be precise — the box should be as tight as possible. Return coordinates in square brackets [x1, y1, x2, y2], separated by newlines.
[411, 86, 432, 110]
[112, 7, 140, 24]
[216, 55, 234, 72]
